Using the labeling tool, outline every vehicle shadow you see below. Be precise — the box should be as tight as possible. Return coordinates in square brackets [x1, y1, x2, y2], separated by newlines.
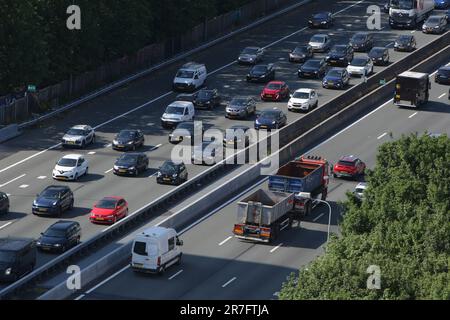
[0, 211, 27, 221]
[62, 206, 92, 219]
[79, 173, 104, 183]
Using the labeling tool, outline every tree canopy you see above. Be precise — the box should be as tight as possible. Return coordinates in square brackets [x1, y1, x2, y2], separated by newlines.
[280, 133, 450, 299]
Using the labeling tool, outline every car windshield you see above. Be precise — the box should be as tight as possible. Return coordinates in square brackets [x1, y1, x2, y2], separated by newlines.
[261, 111, 280, 119]
[160, 162, 177, 174]
[266, 83, 282, 90]
[95, 199, 118, 209]
[331, 46, 346, 53]
[352, 34, 366, 42]
[57, 158, 77, 167]
[0, 251, 16, 263]
[118, 154, 138, 164]
[327, 70, 343, 77]
[118, 130, 135, 139]
[310, 35, 325, 43]
[303, 60, 321, 68]
[230, 98, 248, 106]
[176, 70, 194, 78]
[351, 58, 368, 66]
[397, 36, 410, 44]
[166, 106, 184, 115]
[293, 47, 308, 54]
[355, 187, 365, 194]
[426, 17, 440, 24]
[40, 189, 61, 199]
[252, 65, 268, 72]
[242, 48, 258, 54]
[313, 12, 327, 19]
[197, 91, 213, 99]
[66, 129, 85, 136]
[370, 48, 385, 56]
[438, 69, 450, 76]
[390, 0, 413, 10]
[43, 229, 66, 238]
[338, 160, 355, 167]
[293, 92, 310, 99]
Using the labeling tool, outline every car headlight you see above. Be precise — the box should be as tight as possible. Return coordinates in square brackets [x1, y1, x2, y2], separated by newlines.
[326, 56, 330, 59]
[113, 140, 118, 144]
[33, 200, 37, 206]
[52, 201, 58, 206]
[308, 20, 312, 23]
[157, 172, 162, 177]
[129, 167, 136, 171]
[113, 165, 119, 170]
[172, 174, 178, 178]
[127, 141, 134, 144]
[5, 268, 12, 275]
[36, 241, 41, 245]
[54, 244, 61, 247]
[272, 121, 276, 125]
[434, 26, 439, 28]
[321, 21, 327, 24]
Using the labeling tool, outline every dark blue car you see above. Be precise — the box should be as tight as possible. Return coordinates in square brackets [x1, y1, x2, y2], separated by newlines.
[434, 0, 450, 9]
[322, 68, 350, 89]
[32, 186, 74, 216]
[308, 12, 333, 28]
[255, 109, 287, 130]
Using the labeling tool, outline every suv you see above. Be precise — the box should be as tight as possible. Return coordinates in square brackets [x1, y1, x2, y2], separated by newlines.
[173, 62, 207, 92]
[0, 238, 36, 282]
[37, 221, 81, 253]
[225, 97, 257, 119]
[61, 125, 95, 148]
[349, 32, 373, 52]
[156, 161, 188, 185]
[326, 44, 354, 66]
[0, 192, 9, 215]
[333, 155, 366, 179]
[32, 186, 74, 216]
[288, 88, 318, 112]
[322, 68, 350, 89]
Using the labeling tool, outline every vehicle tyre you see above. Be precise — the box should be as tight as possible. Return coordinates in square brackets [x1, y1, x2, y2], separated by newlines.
[175, 253, 182, 266]
[74, 173, 78, 181]
[81, 140, 86, 148]
[135, 169, 139, 177]
[61, 245, 67, 253]
[132, 144, 136, 151]
[112, 216, 117, 224]
[76, 236, 81, 245]
[85, 167, 89, 176]
[58, 206, 63, 217]
[92, 135, 96, 144]
[158, 265, 166, 275]
[69, 199, 74, 210]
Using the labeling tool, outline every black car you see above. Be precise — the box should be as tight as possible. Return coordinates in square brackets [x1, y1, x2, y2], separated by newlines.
[112, 129, 145, 151]
[255, 109, 287, 130]
[308, 12, 333, 28]
[368, 47, 390, 65]
[349, 32, 373, 52]
[0, 238, 36, 282]
[325, 44, 354, 66]
[435, 66, 450, 84]
[0, 192, 9, 215]
[246, 64, 275, 83]
[32, 186, 74, 216]
[289, 45, 313, 63]
[156, 161, 188, 185]
[37, 221, 81, 253]
[383, 2, 390, 13]
[169, 121, 204, 144]
[394, 35, 416, 52]
[223, 125, 252, 149]
[298, 58, 327, 78]
[113, 153, 149, 176]
[193, 89, 221, 109]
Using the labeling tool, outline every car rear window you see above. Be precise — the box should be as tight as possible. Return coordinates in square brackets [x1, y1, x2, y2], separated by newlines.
[133, 241, 147, 255]
[438, 69, 450, 76]
[338, 160, 355, 167]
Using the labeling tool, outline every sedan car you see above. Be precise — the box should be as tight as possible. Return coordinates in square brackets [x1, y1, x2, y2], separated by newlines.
[322, 68, 350, 89]
[112, 129, 145, 151]
[308, 12, 333, 28]
[422, 15, 447, 34]
[394, 35, 416, 52]
[246, 64, 275, 83]
[325, 44, 354, 66]
[368, 47, 390, 66]
[333, 155, 366, 179]
[156, 161, 188, 185]
[260, 81, 290, 101]
[435, 66, 450, 84]
[225, 97, 257, 119]
[52, 154, 88, 181]
[192, 89, 221, 109]
[191, 141, 223, 166]
[223, 125, 252, 149]
[255, 108, 287, 130]
[288, 88, 318, 112]
[298, 58, 327, 78]
[0, 192, 9, 215]
[349, 33, 373, 52]
[113, 153, 149, 176]
[169, 121, 204, 144]
[347, 56, 374, 77]
[89, 197, 128, 225]
[289, 45, 313, 63]
[37, 221, 81, 253]
[238, 47, 264, 64]
[61, 125, 95, 148]
[32, 186, 74, 216]
[308, 34, 332, 52]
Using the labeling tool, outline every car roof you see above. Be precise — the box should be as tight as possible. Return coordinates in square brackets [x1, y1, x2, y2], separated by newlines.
[170, 101, 193, 108]
[61, 154, 83, 160]
[0, 238, 34, 251]
[140, 226, 175, 238]
[330, 67, 345, 71]
[71, 125, 90, 130]
[49, 220, 79, 230]
[43, 185, 69, 192]
[295, 88, 313, 93]
[339, 155, 359, 162]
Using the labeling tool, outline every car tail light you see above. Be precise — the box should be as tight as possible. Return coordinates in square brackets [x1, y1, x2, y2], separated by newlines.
[233, 224, 244, 235]
[157, 257, 161, 266]
[260, 227, 271, 238]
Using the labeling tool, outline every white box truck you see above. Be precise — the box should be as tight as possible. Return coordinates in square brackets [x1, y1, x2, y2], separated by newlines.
[389, 0, 435, 29]
[131, 226, 183, 274]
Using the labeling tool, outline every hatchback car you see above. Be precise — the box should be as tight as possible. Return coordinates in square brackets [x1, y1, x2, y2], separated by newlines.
[435, 66, 450, 84]
[347, 56, 374, 77]
[238, 47, 264, 64]
[261, 81, 290, 101]
[246, 64, 275, 83]
[156, 161, 188, 185]
[349, 32, 373, 52]
[89, 197, 128, 225]
[225, 97, 257, 119]
[333, 155, 366, 179]
[0, 192, 9, 215]
[298, 58, 327, 78]
[112, 129, 145, 151]
[308, 12, 333, 28]
[32, 186, 74, 216]
[52, 154, 88, 181]
[255, 108, 287, 130]
[37, 221, 81, 253]
[368, 47, 390, 66]
[326, 44, 354, 66]
[394, 35, 416, 52]
[169, 121, 204, 144]
[422, 15, 447, 34]
[61, 125, 95, 148]
[192, 89, 221, 109]
[289, 45, 313, 63]
[113, 153, 149, 176]
[223, 125, 252, 149]
[308, 34, 332, 52]
[322, 68, 350, 89]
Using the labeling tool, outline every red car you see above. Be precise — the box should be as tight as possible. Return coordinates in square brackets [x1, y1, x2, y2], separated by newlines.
[260, 81, 290, 101]
[89, 196, 128, 224]
[333, 155, 366, 179]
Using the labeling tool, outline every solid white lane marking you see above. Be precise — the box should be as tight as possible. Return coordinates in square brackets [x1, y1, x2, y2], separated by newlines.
[273, 291, 280, 297]
[377, 132, 387, 140]
[168, 269, 184, 280]
[0, 174, 26, 188]
[219, 236, 232, 246]
[104, 168, 113, 174]
[150, 144, 162, 151]
[313, 213, 325, 222]
[37, 176, 47, 180]
[0, 222, 13, 230]
[222, 277, 237, 288]
[438, 93, 446, 99]
[19, 185, 29, 189]
[408, 112, 418, 119]
[88, 151, 96, 155]
[410, 30, 415, 33]
[84, 265, 130, 295]
[270, 243, 283, 253]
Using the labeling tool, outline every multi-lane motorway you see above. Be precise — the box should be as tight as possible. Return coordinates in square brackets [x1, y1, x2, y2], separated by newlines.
[76, 65, 450, 300]
[0, 0, 449, 291]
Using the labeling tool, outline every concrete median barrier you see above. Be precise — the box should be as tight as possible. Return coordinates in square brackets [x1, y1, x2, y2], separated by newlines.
[0, 124, 21, 143]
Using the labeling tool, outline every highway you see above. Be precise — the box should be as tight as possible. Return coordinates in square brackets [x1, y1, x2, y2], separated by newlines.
[0, 0, 448, 288]
[76, 67, 450, 300]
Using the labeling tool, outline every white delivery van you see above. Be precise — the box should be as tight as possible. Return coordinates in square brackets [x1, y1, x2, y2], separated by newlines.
[160, 101, 195, 128]
[131, 226, 183, 274]
[173, 62, 207, 92]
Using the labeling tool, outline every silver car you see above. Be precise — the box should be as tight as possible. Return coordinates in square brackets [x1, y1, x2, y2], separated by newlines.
[62, 125, 95, 148]
[308, 34, 332, 52]
[225, 97, 257, 119]
[238, 47, 264, 64]
[422, 15, 447, 34]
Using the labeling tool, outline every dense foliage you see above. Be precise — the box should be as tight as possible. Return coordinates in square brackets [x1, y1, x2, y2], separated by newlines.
[0, 0, 253, 95]
[280, 134, 450, 299]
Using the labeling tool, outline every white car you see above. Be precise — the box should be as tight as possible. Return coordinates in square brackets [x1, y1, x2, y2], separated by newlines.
[347, 56, 373, 77]
[354, 182, 368, 200]
[61, 125, 95, 148]
[52, 154, 89, 181]
[288, 88, 318, 112]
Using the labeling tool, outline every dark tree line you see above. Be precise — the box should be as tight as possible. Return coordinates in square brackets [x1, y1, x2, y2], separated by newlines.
[0, 0, 253, 95]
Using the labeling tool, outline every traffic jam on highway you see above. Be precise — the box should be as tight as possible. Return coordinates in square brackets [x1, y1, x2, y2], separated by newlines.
[0, 0, 449, 301]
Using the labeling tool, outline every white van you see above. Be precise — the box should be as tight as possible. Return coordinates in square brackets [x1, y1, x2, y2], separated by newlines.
[173, 62, 207, 92]
[131, 226, 183, 274]
[161, 101, 195, 128]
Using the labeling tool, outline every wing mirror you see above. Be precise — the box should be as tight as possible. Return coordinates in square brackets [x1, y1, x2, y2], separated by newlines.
[176, 239, 184, 246]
